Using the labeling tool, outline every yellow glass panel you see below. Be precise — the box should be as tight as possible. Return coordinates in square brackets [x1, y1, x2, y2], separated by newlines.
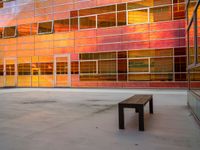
[32, 76, 39, 87]
[128, 74, 150, 81]
[128, 9, 148, 24]
[17, 76, 31, 87]
[39, 75, 53, 87]
[5, 76, 15, 87]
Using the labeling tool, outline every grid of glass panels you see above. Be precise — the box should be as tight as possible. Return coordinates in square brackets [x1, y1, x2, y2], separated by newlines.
[0, 1, 186, 38]
[79, 48, 187, 82]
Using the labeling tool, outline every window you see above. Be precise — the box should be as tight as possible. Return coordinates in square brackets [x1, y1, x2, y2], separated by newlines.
[3, 26, 16, 38]
[173, 3, 185, 20]
[80, 16, 96, 29]
[150, 6, 172, 22]
[54, 19, 69, 32]
[18, 24, 31, 37]
[71, 61, 79, 74]
[38, 21, 53, 34]
[128, 9, 148, 24]
[18, 63, 31, 75]
[98, 13, 116, 28]
[40, 63, 53, 75]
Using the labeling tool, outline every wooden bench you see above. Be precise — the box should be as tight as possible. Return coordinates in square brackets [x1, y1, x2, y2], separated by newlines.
[118, 94, 153, 131]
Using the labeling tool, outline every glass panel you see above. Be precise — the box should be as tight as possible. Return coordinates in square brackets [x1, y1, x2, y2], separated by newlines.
[151, 74, 173, 81]
[98, 60, 116, 73]
[150, 5, 172, 22]
[99, 52, 116, 60]
[40, 63, 53, 75]
[189, 20, 195, 65]
[118, 59, 127, 73]
[118, 51, 127, 59]
[18, 24, 31, 37]
[80, 16, 96, 29]
[70, 10, 78, 18]
[3, 26, 16, 38]
[150, 57, 173, 72]
[56, 62, 68, 74]
[98, 13, 116, 28]
[0, 27, 3, 38]
[54, 19, 69, 32]
[0, 63, 3, 76]
[80, 53, 98, 60]
[70, 18, 78, 31]
[175, 57, 186, 72]
[117, 3, 126, 11]
[175, 73, 186, 81]
[38, 21, 53, 34]
[128, 49, 173, 58]
[128, 74, 150, 81]
[18, 63, 31, 75]
[117, 11, 126, 26]
[174, 47, 186, 56]
[127, 0, 171, 9]
[173, 3, 185, 20]
[129, 59, 149, 72]
[71, 61, 79, 74]
[80, 61, 96, 74]
[79, 5, 116, 16]
[128, 9, 148, 24]
[188, 2, 197, 22]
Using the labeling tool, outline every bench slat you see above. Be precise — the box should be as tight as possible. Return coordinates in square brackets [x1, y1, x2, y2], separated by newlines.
[119, 95, 152, 105]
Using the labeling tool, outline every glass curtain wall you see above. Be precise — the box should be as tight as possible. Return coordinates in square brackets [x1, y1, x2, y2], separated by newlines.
[187, 0, 200, 122]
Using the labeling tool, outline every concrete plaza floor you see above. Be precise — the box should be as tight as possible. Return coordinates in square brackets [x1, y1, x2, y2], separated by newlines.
[0, 88, 199, 150]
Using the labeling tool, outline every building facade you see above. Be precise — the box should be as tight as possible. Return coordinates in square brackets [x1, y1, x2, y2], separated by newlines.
[0, 0, 198, 88]
[187, 0, 200, 122]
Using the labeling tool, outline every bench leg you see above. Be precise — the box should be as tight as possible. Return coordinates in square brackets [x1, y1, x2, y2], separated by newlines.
[138, 106, 144, 131]
[149, 98, 153, 114]
[118, 105, 124, 129]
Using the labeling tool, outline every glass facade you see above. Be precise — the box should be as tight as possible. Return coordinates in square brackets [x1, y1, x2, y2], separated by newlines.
[187, 0, 200, 122]
[0, 0, 197, 88]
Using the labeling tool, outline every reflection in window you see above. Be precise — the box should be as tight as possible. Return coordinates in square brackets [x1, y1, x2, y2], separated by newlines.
[38, 21, 53, 34]
[40, 63, 53, 75]
[98, 13, 116, 28]
[128, 9, 148, 24]
[54, 19, 69, 32]
[80, 16, 96, 29]
[6, 64, 15, 75]
[18, 24, 31, 37]
[129, 59, 149, 72]
[56, 62, 68, 75]
[150, 6, 172, 22]
[3, 26, 16, 38]
[18, 63, 31, 75]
